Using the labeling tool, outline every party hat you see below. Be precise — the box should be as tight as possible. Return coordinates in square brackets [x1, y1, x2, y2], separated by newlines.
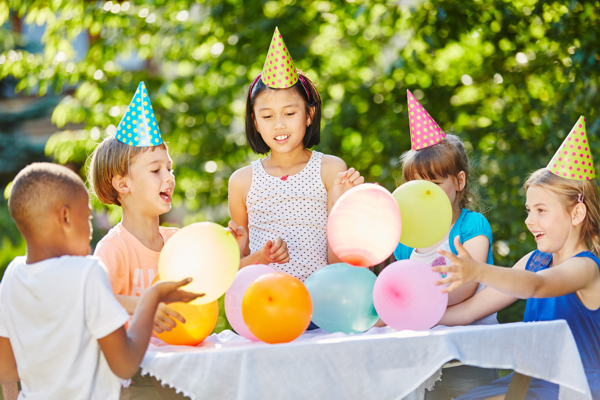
[407, 90, 446, 150]
[260, 27, 298, 89]
[115, 82, 163, 147]
[547, 116, 595, 180]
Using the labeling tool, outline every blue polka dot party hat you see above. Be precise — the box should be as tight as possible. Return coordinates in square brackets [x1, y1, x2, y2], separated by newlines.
[116, 82, 163, 147]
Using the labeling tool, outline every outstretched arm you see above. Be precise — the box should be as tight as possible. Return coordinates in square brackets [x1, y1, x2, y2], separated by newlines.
[0, 337, 18, 384]
[98, 279, 203, 379]
[435, 237, 600, 299]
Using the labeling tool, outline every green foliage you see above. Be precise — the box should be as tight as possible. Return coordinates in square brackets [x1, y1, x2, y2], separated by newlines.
[1, 0, 600, 325]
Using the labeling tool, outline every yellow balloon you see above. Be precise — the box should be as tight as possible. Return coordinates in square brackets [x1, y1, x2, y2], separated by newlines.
[159, 222, 240, 304]
[392, 180, 452, 248]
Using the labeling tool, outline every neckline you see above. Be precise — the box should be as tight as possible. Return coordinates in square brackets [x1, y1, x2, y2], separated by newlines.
[117, 222, 166, 258]
[535, 250, 595, 270]
[258, 150, 316, 180]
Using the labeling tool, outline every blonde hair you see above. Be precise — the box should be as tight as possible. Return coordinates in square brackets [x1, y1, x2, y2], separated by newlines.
[524, 168, 600, 256]
[400, 134, 480, 213]
[88, 136, 167, 206]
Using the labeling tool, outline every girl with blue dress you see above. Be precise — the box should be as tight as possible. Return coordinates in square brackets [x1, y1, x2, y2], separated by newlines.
[435, 116, 600, 400]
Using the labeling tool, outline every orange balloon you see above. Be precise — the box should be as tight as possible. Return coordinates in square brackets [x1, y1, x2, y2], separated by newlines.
[151, 274, 160, 286]
[242, 273, 312, 344]
[156, 301, 218, 346]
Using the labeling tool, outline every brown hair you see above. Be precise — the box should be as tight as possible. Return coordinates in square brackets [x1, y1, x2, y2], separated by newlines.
[525, 168, 600, 256]
[400, 134, 480, 213]
[88, 136, 167, 206]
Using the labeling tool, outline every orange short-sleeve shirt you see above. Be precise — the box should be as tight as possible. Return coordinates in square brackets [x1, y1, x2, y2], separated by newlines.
[94, 223, 178, 296]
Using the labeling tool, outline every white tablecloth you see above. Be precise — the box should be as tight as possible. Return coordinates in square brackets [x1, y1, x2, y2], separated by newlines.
[141, 320, 591, 400]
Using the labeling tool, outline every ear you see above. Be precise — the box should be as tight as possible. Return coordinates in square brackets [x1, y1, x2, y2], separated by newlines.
[307, 106, 316, 126]
[59, 205, 72, 229]
[572, 202, 587, 226]
[112, 175, 130, 196]
[252, 113, 259, 133]
[455, 171, 466, 192]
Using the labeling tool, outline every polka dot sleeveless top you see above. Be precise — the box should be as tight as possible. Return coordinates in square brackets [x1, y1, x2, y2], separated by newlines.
[247, 151, 328, 282]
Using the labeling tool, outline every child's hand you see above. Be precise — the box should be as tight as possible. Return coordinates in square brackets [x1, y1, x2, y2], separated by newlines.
[433, 237, 483, 294]
[153, 303, 185, 333]
[331, 168, 365, 206]
[261, 238, 290, 264]
[227, 220, 248, 255]
[153, 278, 205, 304]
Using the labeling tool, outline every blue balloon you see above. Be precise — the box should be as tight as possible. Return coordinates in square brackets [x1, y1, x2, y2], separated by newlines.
[305, 263, 379, 334]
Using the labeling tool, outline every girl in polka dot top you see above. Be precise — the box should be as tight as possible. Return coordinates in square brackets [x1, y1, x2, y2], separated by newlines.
[228, 70, 363, 282]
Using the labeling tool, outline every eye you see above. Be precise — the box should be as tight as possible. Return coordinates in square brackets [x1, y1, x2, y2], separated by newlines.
[286, 112, 296, 116]
[261, 115, 272, 119]
[152, 169, 159, 173]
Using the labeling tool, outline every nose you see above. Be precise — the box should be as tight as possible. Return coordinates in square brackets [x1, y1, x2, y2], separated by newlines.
[274, 115, 286, 130]
[525, 212, 533, 227]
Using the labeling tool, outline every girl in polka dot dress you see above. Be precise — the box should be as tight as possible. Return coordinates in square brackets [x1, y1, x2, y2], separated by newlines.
[435, 116, 600, 400]
[228, 28, 363, 282]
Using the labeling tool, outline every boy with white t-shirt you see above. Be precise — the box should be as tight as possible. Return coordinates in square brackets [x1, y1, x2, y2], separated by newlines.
[0, 163, 202, 399]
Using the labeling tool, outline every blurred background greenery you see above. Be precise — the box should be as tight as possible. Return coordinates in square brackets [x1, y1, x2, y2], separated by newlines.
[1, 0, 598, 329]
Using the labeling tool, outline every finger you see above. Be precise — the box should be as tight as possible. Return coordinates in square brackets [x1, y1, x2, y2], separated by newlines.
[442, 281, 463, 294]
[454, 236, 467, 255]
[264, 240, 273, 250]
[347, 170, 361, 184]
[237, 226, 247, 237]
[156, 319, 174, 332]
[278, 255, 290, 264]
[432, 266, 453, 274]
[164, 307, 185, 324]
[270, 238, 282, 253]
[434, 275, 458, 286]
[228, 220, 238, 231]
[271, 245, 287, 258]
[354, 176, 365, 186]
[333, 171, 348, 185]
[438, 249, 459, 264]
[173, 278, 193, 288]
[153, 324, 164, 334]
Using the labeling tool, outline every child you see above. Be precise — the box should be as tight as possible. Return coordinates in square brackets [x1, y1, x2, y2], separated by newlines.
[0, 163, 201, 399]
[89, 82, 247, 333]
[434, 116, 600, 400]
[391, 90, 498, 399]
[228, 27, 363, 282]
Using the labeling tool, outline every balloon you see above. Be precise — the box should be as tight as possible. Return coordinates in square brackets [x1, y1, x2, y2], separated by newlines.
[392, 180, 452, 248]
[159, 222, 240, 305]
[373, 260, 448, 331]
[151, 274, 160, 286]
[242, 273, 312, 344]
[155, 301, 219, 346]
[327, 184, 401, 267]
[305, 263, 378, 334]
[225, 264, 277, 341]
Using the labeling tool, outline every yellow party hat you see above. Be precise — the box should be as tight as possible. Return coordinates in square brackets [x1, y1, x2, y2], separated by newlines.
[547, 116, 595, 180]
[260, 27, 298, 89]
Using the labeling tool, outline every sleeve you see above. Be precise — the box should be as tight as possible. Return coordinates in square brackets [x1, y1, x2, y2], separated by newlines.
[393, 242, 414, 261]
[0, 282, 7, 338]
[450, 211, 494, 264]
[84, 260, 131, 339]
[94, 238, 129, 295]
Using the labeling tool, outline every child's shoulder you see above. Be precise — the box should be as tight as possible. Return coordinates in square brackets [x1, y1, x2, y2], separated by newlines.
[229, 165, 253, 188]
[320, 154, 347, 170]
[159, 225, 179, 241]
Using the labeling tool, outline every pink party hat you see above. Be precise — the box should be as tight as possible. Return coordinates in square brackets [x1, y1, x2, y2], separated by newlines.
[407, 90, 446, 150]
[260, 27, 298, 89]
[547, 116, 595, 180]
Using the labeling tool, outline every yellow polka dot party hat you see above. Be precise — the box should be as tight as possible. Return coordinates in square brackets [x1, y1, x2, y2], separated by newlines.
[260, 27, 298, 89]
[547, 116, 595, 180]
[407, 90, 446, 150]
[115, 82, 163, 147]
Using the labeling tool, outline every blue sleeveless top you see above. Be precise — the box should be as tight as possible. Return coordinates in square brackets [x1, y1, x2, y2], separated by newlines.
[525, 250, 600, 397]
[393, 208, 494, 264]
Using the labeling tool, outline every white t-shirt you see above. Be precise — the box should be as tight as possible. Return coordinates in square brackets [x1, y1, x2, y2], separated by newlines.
[0, 255, 130, 399]
[411, 241, 498, 326]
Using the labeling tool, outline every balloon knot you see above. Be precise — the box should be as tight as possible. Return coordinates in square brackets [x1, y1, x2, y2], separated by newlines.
[426, 190, 431, 195]
[254, 261, 258, 265]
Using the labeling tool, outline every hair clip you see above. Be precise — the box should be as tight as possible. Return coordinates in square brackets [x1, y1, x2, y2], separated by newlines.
[578, 193, 584, 203]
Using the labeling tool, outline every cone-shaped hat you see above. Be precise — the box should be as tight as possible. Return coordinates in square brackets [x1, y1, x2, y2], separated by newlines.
[407, 90, 445, 150]
[260, 27, 298, 89]
[547, 116, 595, 180]
[116, 82, 163, 147]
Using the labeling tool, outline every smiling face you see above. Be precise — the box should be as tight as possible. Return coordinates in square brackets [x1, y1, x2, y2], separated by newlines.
[253, 88, 312, 154]
[118, 146, 175, 216]
[525, 185, 574, 253]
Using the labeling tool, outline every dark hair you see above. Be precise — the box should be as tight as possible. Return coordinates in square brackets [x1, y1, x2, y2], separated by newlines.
[400, 134, 481, 213]
[245, 72, 322, 154]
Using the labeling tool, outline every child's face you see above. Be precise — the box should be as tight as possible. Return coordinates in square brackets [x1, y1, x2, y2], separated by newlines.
[525, 185, 573, 253]
[125, 146, 175, 216]
[253, 88, 312, 153]
[66, 190, 93, 256]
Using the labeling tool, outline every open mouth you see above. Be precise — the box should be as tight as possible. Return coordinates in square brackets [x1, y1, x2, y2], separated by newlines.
[160, 188, 172, 203]
[274, 135, 290, 142]
[532, 231, 545, 241]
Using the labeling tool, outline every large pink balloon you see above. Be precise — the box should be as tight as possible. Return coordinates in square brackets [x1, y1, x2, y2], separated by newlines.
[327, 184, 402, 267]
[373, 260, 448, 331]
[225, 264, 277, 341]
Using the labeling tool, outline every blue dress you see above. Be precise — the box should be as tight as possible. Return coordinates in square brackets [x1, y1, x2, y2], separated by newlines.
[457, 250, 600, 400]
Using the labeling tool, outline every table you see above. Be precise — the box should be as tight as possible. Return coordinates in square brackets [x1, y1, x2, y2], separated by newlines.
[141, 320, 591, 400]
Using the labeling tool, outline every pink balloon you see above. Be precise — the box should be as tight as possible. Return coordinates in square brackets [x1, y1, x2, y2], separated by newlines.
[373, 260, 448, 331]
[225, 264, 277, 340]
[327, 184, 401, 267]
